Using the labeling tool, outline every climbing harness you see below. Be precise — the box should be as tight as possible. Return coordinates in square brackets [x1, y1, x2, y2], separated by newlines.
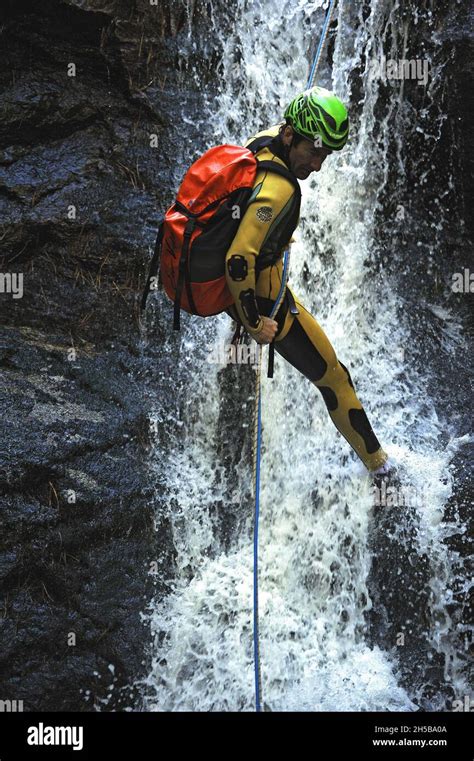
[252, 0, 338, 712]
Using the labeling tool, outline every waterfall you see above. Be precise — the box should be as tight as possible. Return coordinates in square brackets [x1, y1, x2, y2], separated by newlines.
[140, 0, 470, 711]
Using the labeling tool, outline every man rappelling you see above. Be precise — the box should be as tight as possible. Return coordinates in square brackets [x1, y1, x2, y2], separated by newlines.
[142, 85, 394, 479]
[224, 86, 393, 476]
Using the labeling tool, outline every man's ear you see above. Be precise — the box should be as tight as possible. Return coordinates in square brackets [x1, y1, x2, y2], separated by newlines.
[281, 125, 294, 146]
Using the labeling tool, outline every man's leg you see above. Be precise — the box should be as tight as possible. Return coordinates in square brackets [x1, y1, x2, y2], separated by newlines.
[252, 272, 388, 471]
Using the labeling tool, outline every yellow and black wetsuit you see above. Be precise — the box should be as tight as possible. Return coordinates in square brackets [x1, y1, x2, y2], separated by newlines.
[224, 124, 388, 472]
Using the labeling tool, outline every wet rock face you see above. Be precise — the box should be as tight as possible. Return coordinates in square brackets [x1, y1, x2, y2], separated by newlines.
[0, 0, 216, 711]
[364, 0, 474, 709]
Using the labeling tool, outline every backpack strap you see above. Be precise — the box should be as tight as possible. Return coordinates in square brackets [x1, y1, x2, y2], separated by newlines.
[246, 135, 301, 194]
[246, 135, 275, 155]
[141, 220, 164, 311]
[174, 217, 198, 330]
[255, 159, 301, 195]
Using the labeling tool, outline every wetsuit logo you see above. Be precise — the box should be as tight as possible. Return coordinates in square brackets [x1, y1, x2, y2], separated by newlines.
[256, 206, 273, 222]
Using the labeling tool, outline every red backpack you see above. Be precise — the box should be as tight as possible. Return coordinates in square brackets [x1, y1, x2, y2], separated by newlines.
[141, 135, 299, 329]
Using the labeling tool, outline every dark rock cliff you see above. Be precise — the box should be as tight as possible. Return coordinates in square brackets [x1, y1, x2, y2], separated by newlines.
[0, 0, 215, 711]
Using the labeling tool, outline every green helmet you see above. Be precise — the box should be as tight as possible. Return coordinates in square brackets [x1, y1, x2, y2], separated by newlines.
[283, 86, 349, 151]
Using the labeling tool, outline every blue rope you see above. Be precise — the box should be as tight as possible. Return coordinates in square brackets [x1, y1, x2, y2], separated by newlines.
[253, 379, 263, 710]
[254, 249, 289, 712]
[307, 0, 338, 89]
[252, 0, 338, 714]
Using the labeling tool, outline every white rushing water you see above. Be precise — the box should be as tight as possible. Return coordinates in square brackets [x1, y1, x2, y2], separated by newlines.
[140, 0, 470, 711]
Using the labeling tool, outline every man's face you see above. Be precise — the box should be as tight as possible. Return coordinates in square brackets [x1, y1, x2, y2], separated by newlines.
[282, 126, 332, 179]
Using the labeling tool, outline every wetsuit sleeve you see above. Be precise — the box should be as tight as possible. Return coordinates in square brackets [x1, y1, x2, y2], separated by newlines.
[224, 170, 295, 335]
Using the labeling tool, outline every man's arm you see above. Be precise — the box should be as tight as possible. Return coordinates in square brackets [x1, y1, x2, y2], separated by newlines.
[224, 169, 295, 339]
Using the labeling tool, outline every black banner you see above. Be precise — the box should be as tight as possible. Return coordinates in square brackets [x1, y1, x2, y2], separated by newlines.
[0, 710, 472, 758]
